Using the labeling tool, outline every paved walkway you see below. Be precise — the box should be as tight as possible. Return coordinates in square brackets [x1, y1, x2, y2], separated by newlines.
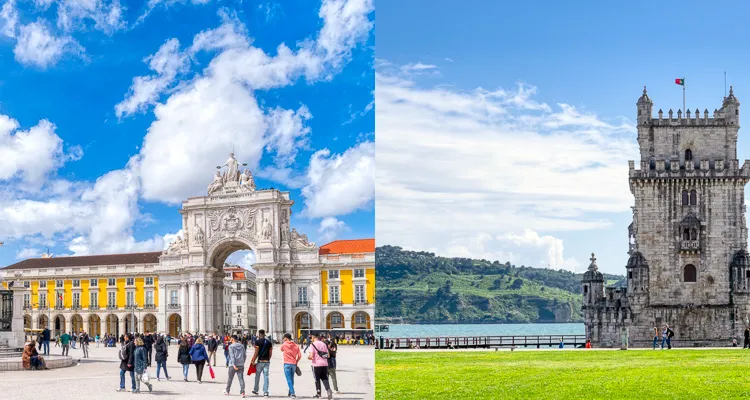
[0, 343, 374, 400]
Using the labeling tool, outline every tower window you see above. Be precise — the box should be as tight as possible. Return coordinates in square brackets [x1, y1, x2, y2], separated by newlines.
[746, 270, 750, 279]
[690, 190, 697, 205]
[682, 191, 689, 205]
[684, 264, 697, 282]
[690, 229, 697, 240]
[628, 271, 633, 279]
[685, 149, 693, 161]
[683, 229, 690, 240]
[583, 285, 588, 294]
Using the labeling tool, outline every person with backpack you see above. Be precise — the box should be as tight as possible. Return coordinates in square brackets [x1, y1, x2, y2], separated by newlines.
[249, 329, 273, 396]
[189, 337, 209, 383]
[666, 326, 675, 349]
[281, 333, 302, 398]
[308, 333, 333, 399]
[154, 335, 170, 381]
[324, 337, 340, 394]
[118, 334, 136, 392]
[178, 340, 191, 381]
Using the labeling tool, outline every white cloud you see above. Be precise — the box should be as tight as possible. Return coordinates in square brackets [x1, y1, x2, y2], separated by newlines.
[375, 61, 637, 270]
[15, 247, 40, 259]
[226, 250, 256, 270]
[318, 216, 346, 243]
[400, 62, 437, 73]
[0, 115, 81, 188]
[54, 0, 125, 33]
[13, 20, 84, 68]
[120, 0, 373, 204]
[0, 0, 18, 38]
[302, 140, 374, 218]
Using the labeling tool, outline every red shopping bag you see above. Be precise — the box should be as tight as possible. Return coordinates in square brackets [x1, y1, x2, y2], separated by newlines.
[247, 364, 256, 375]
[208, 364, 215, 379]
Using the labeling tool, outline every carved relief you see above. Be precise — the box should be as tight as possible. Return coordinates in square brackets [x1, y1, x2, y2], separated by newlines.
[261, 218, 273, 242]
[163, 235, 187, 255]
[194, 225, 205, 246]
[290, 228, 315, 248]
[206, 206, 258, 246]
[280, 209, 290, 242]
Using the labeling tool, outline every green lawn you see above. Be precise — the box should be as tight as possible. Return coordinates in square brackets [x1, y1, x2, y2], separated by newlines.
[376, 349, 750, 399]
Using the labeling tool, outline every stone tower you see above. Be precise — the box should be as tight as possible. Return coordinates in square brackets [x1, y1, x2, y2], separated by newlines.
[584, 87, 750, 347]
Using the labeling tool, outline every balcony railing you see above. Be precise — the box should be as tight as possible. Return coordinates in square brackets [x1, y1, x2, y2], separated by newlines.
[143, 304, 157, 310]
[167, 303, 180, 310]
[329, 301, 343, 306]
[71, 305, 81, 311]
[680, 240, 700, 251]
[89, 305, 100, 310]
[38, 305, 48, 310]
[23, 305, 31, 311]
[354, 300, 369, 306]
[107, 305, 118, 310]
[295, 300, 310, 307]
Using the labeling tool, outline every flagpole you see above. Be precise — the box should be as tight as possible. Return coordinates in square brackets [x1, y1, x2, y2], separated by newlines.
[683, 77, 686, 113]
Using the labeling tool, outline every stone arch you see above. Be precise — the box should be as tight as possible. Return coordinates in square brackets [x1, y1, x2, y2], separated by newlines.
[351, 311, 371, 329]
[38, 314, 49, 330]
[143, 313, 157, 333]
[326, 312, 345, 329]
[684, 264, 697, 283]
[168, 313, 182, 337]
[71, 314, 84, 333]
[23, 314, 31, 330]
[106, 314, 119, 336]
[88, 314, 101, 336]
[53, 315, 66, 336]
[295, 312, 312, 338]
[206, 237, 259, 269]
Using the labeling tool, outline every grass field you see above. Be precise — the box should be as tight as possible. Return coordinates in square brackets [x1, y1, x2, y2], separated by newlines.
[376, 349, 750, 399]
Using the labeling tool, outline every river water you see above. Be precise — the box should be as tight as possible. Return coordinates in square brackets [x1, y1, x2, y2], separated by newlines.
[377, 323, 585, 338]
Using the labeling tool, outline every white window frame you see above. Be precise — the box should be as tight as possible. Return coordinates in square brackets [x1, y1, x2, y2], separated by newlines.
[72, 279, 80, 288]
[354, 268, 365, 278]
[169, 290, 178, 305]
[329, 286, 340, 304]
[39, 293, 47, 308]
[108, 278, 116, 287]
[55, 280, 63, 287]
[145, 291, 154, 306]
[328, 270, 340, 280]
[108, 292, 116, 307]
[72, 292, 80, 307]
[355, 284, 366, 303]
[23, 293, 30, 307]
[145, 277, 154, 286]
[298, 287, 308, 303]
[90, 292, 98, 308]
[23, 281, 30, 289]
[39, 280, 47, 288]
[90, 279, 98, 287]
[126, 277, 135, 286]
[126, 291, 135, 307]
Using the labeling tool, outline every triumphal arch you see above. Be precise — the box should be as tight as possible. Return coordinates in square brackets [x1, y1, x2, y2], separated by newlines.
[156, 153, 321, 340]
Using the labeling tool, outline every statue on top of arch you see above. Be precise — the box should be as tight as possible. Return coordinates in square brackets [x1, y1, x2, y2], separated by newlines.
[208, 152, 256, 195]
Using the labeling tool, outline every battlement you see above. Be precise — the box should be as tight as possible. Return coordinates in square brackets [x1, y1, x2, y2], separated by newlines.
[641, 108, 734, 127]
[629, 159, 750, 180]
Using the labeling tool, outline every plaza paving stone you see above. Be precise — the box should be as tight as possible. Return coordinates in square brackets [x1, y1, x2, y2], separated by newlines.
[0, 343, 374, 400]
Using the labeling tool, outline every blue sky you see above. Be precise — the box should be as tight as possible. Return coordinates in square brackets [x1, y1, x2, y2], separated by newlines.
[376, 0, 750, 274]
[0, 0, 374, 268]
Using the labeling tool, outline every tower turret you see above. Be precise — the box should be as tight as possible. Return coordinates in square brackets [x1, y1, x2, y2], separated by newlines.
[582, 253, 604, 306]
[723, 86, 740, 126]
[636, 86, 653, 125]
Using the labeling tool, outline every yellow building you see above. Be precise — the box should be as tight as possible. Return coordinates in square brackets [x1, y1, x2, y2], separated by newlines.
[0, 252, 163, 337]
[316, 239, 375, 330]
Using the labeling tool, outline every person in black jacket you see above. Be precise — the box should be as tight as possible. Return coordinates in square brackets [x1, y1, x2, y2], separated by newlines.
[118, 334, 136, 392]
[744, 327, 749, 349]
[154, 335, 171, 381]
[206, 334, 218, 366]
[178, 341, 191, 382]
[143, 332, 154, 367]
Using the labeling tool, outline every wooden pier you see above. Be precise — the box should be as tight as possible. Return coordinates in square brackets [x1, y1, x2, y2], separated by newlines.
[380, 334, 587, 349]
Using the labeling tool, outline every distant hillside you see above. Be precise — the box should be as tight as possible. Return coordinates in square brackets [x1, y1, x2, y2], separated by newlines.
[375, 245, 625, 324]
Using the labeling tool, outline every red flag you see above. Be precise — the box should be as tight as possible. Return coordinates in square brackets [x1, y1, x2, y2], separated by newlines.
[675, 78, 685, 85]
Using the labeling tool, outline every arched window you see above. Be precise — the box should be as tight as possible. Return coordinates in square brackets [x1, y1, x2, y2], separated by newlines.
[682, 229, 690, 240]
[690, 190, 697, 205]
[684, 264, 697, 282]
[681, 191, 689, 205]
[690, 229, 697, 240]
[685, 149, 693, 161]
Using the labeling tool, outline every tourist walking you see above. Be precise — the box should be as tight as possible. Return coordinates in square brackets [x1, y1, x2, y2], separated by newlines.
[118, 334, 136, 393]
[134, 337, 153, 393]
[60, 331, 71, 356]
[250, 329, 273, 396]
[744, 327, 750, 349]
[223, 337, 230, 367]
[178, 341, 192, 381]
[143, 332, 154, 367]
[41, 327, 50, 355]
[661, 325, 671, 349]
[223, 335, 246, 397]
[207, 334, 218, 366]
[80, 331, 90, 358]
[325, 337, 340, 394]
[281, 333, 302, 398]
[154, 335, 170, 381]
[308, 333, 333, 399]
[189, 337, 209, 383]
[652, 327, 659, 350]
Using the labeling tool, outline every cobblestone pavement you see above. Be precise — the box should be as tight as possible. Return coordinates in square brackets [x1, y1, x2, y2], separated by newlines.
[0, 343, 374, 400]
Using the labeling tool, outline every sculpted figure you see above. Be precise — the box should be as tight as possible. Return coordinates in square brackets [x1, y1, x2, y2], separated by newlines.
[240, 169, 256, 191]
[220, 152, 241, 183]
[207, 171, 224, 194]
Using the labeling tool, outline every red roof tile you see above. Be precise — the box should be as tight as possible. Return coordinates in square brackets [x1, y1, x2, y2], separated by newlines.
[319, 239, 375, 255]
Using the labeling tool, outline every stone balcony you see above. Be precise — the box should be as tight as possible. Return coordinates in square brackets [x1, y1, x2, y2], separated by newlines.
[680, 240, 700, 252]
[167, 303, 180, 310]
[294, 300, 310, 308]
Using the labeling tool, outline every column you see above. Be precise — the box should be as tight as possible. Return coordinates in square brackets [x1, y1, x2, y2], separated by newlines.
[180, 283, 188, 334]
[275, 280, 283, 336]
[119, 317, 126, 337]
[100, 318, 106, 337]
[256, 279, 266, 333]
[198, 282, 206, 333]
[159, 284, 167, 334]
[284, 279, 292, 334]
[268, 279, 276, 338]
[188, 282, 197, 333]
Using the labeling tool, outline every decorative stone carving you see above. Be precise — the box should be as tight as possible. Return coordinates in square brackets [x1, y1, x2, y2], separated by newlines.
[194, 225, 205, 246]
[206, 206, 258, 245]
[261, 218, 273, 241]
[163, 235, 187, 255]
[240, 169, 256, 192]
[280, 209, 289, 242]
[207, 171, 224, 195]
[218, 152, 245, 184]
[290, 228, 315, 248]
